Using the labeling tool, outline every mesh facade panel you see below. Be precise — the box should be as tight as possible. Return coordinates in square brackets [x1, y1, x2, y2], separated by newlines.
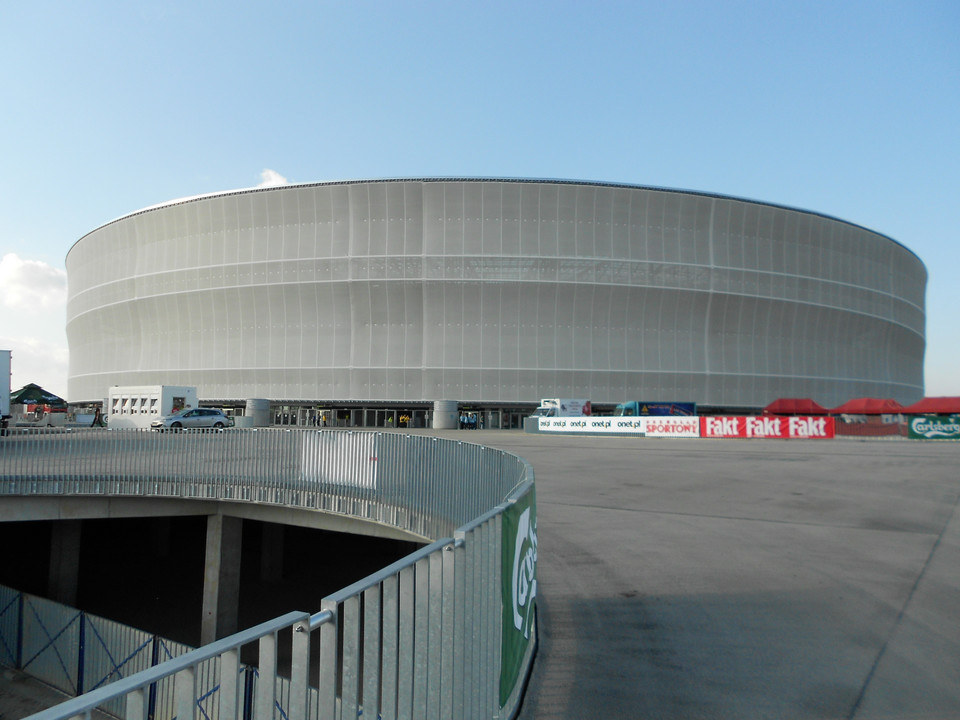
[66, 179, 926, 406]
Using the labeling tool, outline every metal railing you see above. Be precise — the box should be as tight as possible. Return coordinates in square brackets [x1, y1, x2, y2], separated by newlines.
[0, 428, 527, 540]
[0, 428, 537, 720]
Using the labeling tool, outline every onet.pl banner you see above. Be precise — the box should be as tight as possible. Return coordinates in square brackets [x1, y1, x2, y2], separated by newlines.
[537, 416, 700, 437]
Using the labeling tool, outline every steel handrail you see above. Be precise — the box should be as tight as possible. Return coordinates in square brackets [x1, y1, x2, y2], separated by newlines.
[23, 611, 309, 720]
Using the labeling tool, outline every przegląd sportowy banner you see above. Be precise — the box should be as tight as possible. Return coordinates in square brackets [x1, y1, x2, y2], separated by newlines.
[500, 488, 537, 707]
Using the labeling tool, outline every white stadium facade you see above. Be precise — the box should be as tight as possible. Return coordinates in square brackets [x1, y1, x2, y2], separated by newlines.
[66, 178, 926, 427]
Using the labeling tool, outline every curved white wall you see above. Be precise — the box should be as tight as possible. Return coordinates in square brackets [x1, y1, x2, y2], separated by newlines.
[66, 179, 926, 406]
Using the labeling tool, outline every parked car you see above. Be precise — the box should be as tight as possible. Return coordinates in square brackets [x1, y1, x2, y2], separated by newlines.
[151, 407, 234, 431]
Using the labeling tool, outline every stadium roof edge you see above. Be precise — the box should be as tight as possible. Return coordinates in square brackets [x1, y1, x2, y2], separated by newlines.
[66, 177, 923, 266]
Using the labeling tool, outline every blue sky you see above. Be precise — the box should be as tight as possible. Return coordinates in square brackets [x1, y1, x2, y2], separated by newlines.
[1, 0, 957, 400]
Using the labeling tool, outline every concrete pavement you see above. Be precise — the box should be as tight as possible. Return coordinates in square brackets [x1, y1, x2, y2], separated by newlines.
[458, 433, 959, 720]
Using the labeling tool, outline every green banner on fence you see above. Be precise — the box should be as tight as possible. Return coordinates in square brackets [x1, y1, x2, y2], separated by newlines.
[500, 487, 538, 707]
[908, 416, 960, 440]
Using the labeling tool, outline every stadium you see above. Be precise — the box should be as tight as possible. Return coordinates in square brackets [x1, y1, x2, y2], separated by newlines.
[66, 178, 926, 427]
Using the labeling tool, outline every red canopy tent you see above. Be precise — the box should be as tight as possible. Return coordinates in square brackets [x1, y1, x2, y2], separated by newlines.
[763, 398, 830, 415]
[901, 397, 960, 415]
[830, 398, 905, 415]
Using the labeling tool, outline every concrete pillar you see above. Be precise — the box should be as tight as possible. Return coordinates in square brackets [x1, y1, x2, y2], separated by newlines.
[433, 400, 459, 429]
[201, 514, 242, 644]
[245, 398, 271, 427]
[48, 520, 82, 606]
[260, 523, 284, 583]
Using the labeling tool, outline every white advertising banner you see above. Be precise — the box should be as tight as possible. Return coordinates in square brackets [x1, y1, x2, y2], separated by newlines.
[537, 416, 700, 438]
[642, 417, 701, 438]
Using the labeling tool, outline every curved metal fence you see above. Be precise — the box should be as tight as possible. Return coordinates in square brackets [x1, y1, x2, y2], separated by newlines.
[0, 428, 537, 720]
[0, 428, 527, 540]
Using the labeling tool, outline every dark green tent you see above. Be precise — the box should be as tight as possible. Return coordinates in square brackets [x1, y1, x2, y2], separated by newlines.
[10, 383, 67, 408]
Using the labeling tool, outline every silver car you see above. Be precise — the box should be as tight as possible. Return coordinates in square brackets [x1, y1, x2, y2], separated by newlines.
[151, 407, 234, 431]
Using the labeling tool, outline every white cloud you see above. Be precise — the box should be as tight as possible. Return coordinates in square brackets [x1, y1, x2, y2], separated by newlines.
[256, 169, 290, 188]
[0, 253, 67, 312]
[0, 254, 69, 398]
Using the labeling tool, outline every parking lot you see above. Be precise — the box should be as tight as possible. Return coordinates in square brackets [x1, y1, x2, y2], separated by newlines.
[437, 431, 960, 720]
